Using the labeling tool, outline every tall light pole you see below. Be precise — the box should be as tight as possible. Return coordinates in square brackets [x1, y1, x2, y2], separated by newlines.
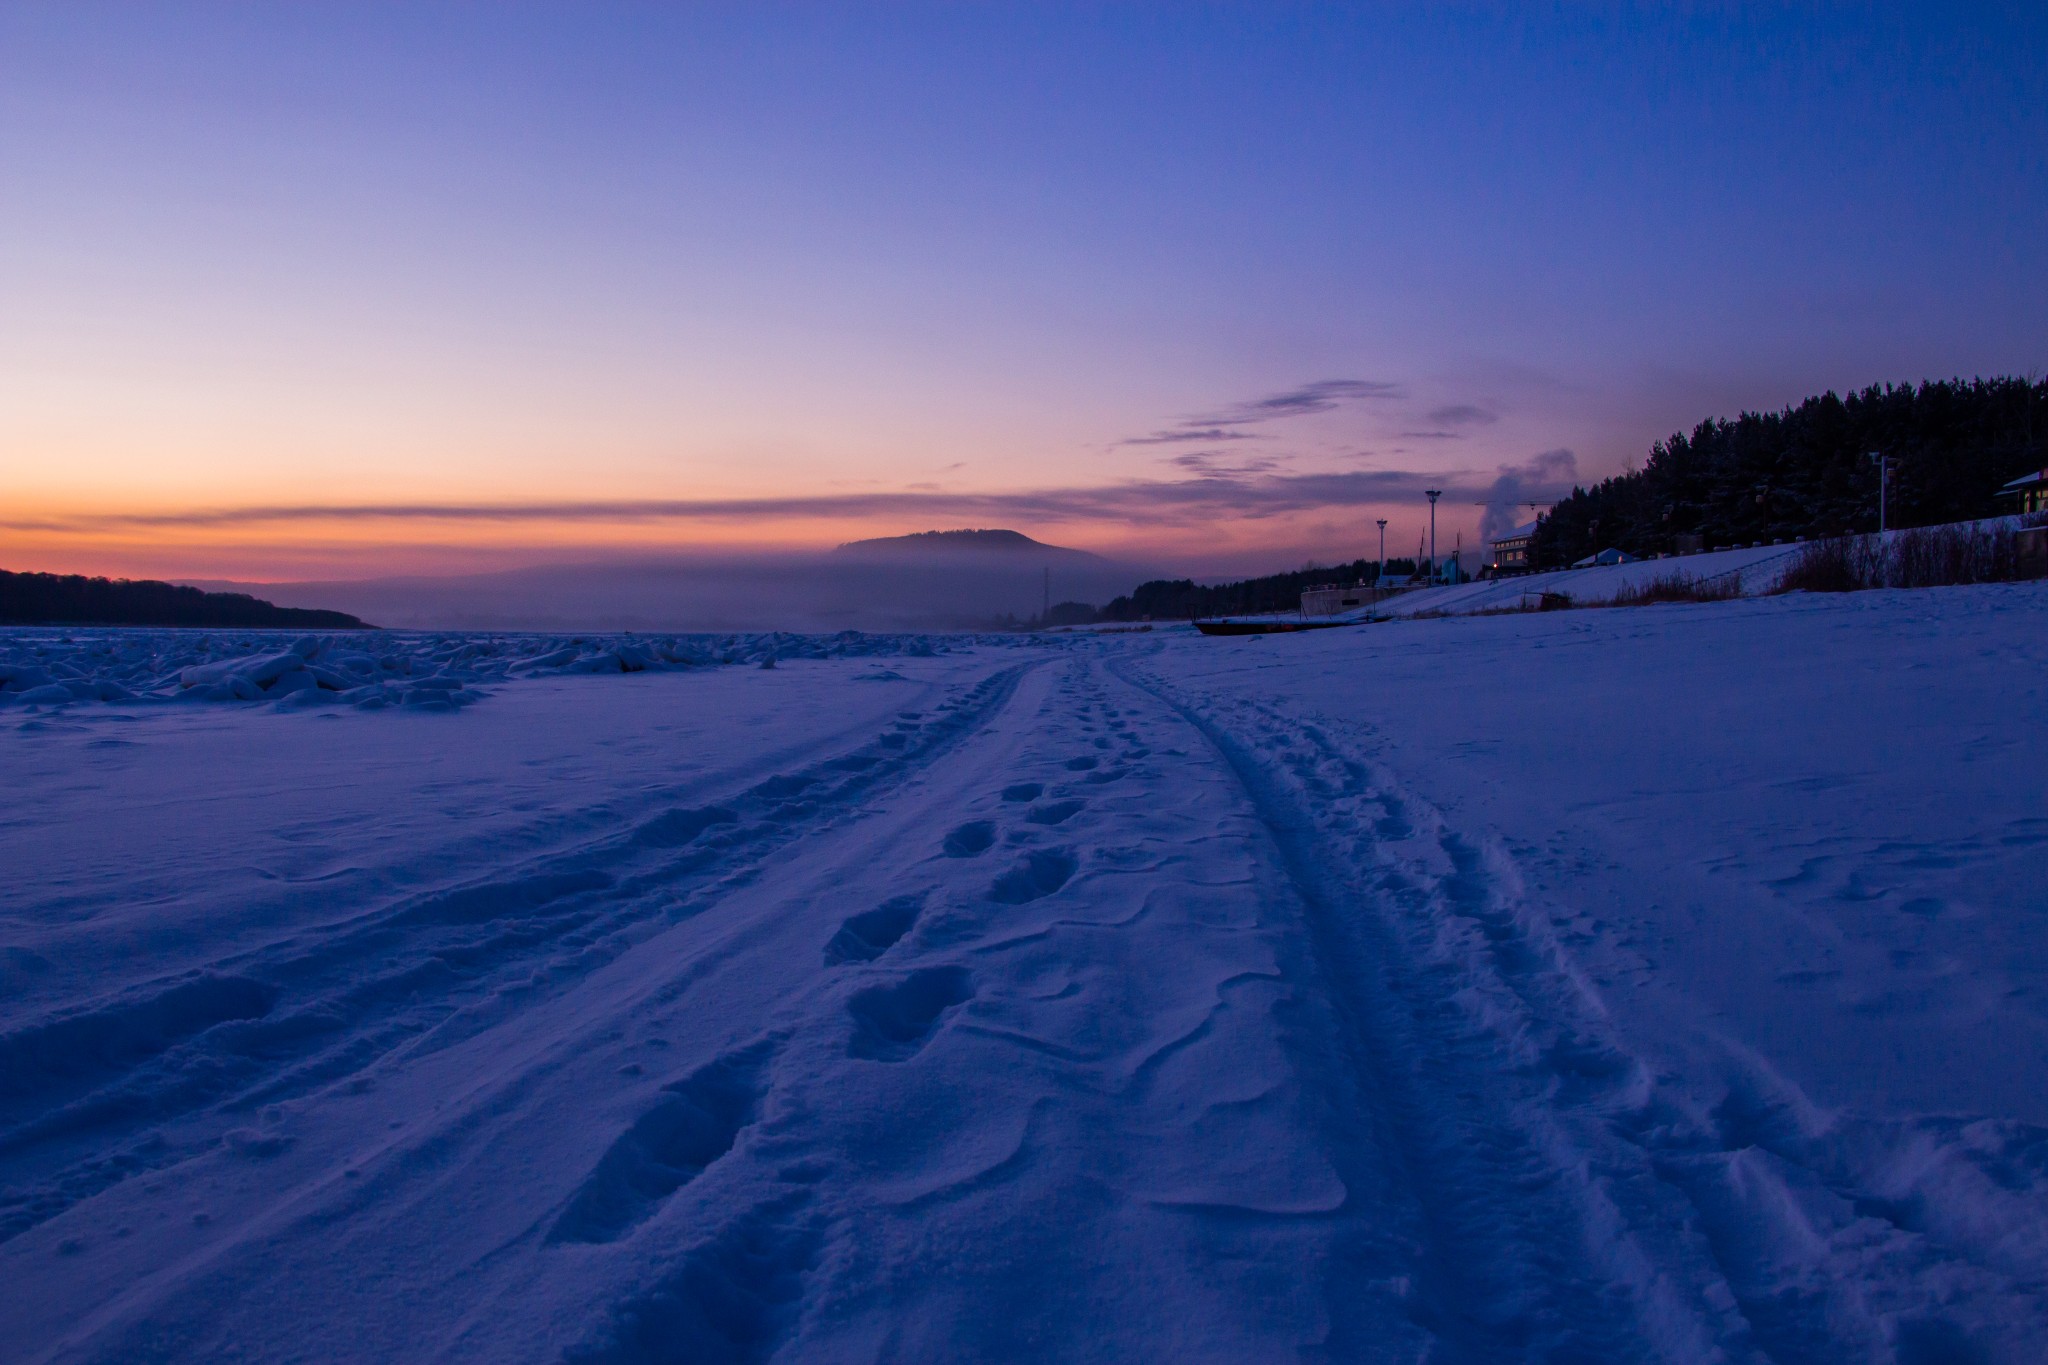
[1424, 490, 1442, 582]
[1376, 519, 1388, 584]
[1868, 451, 1891, 534]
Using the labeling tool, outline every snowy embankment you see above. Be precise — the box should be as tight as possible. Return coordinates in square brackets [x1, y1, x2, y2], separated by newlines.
[2, 584, 2045, 1362]
[1383, 540, 1804, 615]
[0, 628, 1021, 711]
[1378, 514, 2041, 618]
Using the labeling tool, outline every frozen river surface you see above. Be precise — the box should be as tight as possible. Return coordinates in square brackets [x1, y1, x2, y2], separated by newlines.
[3, 587, 2046, 1363]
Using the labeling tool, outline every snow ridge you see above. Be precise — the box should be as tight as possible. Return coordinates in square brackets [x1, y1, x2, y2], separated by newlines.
[0, 628, 1034, 711]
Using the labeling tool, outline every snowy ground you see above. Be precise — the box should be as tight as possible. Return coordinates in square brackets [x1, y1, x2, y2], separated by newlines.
[1364, 514, 2040, 621]
[1380, 540, 1805, 616]
[3, 584, 2045, 1363]
[0, 629, 1011, 710]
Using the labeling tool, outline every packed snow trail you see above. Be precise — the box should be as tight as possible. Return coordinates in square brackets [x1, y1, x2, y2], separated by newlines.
[5, 597, 2046, 1363]
[5, 653, 1395, 1360]
[4, 650, 1710, 1362]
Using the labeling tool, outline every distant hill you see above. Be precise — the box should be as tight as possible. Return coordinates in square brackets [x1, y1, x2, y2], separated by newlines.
[0, 570, 369, 629]
[835, 529, 1103, 559]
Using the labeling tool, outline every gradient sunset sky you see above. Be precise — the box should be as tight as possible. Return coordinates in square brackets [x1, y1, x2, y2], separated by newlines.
[5, 3, 2045, 580]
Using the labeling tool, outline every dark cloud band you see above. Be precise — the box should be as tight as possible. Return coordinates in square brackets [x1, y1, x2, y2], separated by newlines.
[10, 468, 1490, 535]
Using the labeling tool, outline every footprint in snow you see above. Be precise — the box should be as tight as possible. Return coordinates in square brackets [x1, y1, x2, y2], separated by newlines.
[990, 850, 1077, 904]
[824, 894, 924, 965]
[1025, 800, 1085, 827]
[569, 1202, 820, 1363]
[847, 967, 974, 1062]
[943, 821, 997, 858]
[548, 1046, 769, 1245]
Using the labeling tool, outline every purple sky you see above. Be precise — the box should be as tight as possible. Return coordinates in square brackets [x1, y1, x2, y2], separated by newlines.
[5, 3, 2044, 579]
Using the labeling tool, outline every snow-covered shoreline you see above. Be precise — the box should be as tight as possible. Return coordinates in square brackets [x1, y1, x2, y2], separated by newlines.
[0, 628, 1043, 711]
[3, 583, 2045, 1361]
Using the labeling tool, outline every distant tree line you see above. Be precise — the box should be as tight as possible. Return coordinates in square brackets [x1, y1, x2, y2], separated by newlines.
[1530, 377, 2048, 568]
[0, 570, 369, 628]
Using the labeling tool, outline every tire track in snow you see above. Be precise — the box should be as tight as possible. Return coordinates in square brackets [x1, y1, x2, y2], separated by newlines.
[0, 662, 1040, 1246]
[1109, 656, 1747, 1363]
[39, 643, 2038, 1361]
[1119, 652, 2048, 1365]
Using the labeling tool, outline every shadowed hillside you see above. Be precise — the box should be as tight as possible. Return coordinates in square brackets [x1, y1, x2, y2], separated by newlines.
[1, 570, 369, 628]
[836, 529, 1087, 555]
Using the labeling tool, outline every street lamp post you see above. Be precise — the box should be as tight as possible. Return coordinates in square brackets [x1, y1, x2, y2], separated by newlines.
[1376, 519, 1388, 584]
[1424, 490, 1442, 583]
[1868, 451, 1892, 534]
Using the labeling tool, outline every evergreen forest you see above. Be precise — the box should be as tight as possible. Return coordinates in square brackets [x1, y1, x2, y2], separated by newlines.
[1529, 377, 2047, 568]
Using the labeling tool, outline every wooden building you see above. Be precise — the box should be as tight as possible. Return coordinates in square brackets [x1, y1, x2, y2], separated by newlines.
[1998, 468, 2048, 514]
[1487, 520, 1539, 575]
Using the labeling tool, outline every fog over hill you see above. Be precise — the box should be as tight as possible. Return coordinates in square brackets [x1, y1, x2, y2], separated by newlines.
[186, 533, 1153, 632]
[835, 528, 1104, 557]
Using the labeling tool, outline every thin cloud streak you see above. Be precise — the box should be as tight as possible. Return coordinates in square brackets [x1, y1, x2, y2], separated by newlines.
[1198, 379, 1405, 425]
[1427, 403, 1498, 426]
[1167, 452, 1287, 476]
[1117, 427, 1264, 446]
[1118, 378, 1406, 447]
[12, 469, 1488, 536]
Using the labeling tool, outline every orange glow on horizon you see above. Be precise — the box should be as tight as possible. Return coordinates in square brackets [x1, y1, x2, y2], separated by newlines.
[2, 499, 1449, 583]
